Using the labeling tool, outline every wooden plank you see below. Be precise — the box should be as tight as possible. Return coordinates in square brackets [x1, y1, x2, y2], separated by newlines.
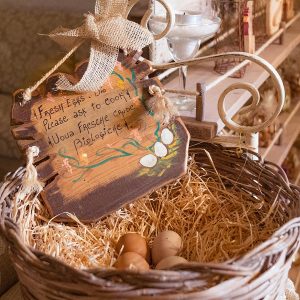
[283, 0, 295, 21]
[266, 0, 284, 36]
[262, 107, 300, 165]
[181, 119, 217, 141]
[164, 17, 300, 133]
[11, 54, 190, 222]
[0, 284, 22, 300]
[0, 156, 22, 180]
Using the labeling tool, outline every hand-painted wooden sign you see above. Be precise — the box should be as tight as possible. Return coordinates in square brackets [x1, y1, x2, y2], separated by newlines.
[11, 53, 190, 222]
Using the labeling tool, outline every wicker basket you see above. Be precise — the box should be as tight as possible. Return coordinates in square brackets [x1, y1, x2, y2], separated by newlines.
[1, 143, 300, 300]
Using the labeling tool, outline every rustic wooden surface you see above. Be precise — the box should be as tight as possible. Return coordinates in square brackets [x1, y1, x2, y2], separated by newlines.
[11, 53, 190, 222]
[0, 156, 22, 180]
[283, 0, 295, 21]
[266, 0, 284, 35]
[181, 118, 217, 141]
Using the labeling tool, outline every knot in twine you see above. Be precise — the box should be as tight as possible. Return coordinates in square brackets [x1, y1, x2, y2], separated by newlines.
[148, 85, 178, 126]
[23, 0, 154, 103]
[18, 146, 44, 200]
[23, 88, 33, 103]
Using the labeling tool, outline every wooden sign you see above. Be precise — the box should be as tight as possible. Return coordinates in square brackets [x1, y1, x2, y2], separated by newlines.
[266, 0, 284, 36]
[11, 53, 190, 222]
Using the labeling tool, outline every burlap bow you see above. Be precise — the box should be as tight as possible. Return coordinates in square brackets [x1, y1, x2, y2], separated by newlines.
[49, 0, 154, 93]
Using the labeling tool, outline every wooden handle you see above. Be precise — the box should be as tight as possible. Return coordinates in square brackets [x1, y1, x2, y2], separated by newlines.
[152, 52, 285, 135]
[140, 0, 175, 41]
[125, 0, 175, 40]
[217, 59, 284, 134]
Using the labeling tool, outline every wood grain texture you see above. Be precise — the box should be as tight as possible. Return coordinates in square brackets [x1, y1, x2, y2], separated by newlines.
[283, 0, 295, 21]
[266, 0, 284, 35]
[181, 118, 217, 141]
[11, 53, 190, 222]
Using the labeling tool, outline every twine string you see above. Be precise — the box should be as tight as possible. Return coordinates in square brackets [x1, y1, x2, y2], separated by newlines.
[151, 51, 285, 135]
[22, 0, 154, 104]
[148, 85, 178, 125]
[17, 146, 44, 200]
[165, 88, 199, 97]
[22, 43, 82, 104]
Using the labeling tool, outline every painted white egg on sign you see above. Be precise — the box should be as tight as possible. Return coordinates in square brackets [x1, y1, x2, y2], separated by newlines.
[154, 142, 168, 157]
[161, 128, 174, 145]
[140, 154, 158, 168]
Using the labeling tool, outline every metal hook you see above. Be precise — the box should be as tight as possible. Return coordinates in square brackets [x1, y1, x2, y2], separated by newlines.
[126, 0, 175, 41]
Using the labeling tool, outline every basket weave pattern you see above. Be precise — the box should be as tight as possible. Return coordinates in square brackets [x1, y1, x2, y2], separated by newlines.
[1, 144, 300, 300]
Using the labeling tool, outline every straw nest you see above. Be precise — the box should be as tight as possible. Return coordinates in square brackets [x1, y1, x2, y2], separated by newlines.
[11, 155, 283, 270]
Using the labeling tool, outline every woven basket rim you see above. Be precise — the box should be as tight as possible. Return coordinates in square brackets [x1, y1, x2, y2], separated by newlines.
[1, 144, 300, 299]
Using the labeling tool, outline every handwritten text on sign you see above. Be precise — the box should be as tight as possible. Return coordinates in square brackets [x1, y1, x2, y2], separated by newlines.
[33, 88, 136, 156]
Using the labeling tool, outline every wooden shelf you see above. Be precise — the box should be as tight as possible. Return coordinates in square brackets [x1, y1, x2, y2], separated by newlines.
[164, 15, 300, 133]
[260, 106, 300, 166]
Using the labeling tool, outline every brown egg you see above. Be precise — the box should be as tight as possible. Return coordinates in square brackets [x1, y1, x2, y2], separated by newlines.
[151, 231, 182, 265]
[156, 256, 188, 270]
[116, 233, 150, 262]
[114, 252, 150, 271]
